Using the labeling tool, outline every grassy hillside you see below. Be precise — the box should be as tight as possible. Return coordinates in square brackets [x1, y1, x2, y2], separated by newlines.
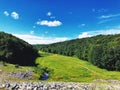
[36, 51, 120, 82]
[35, 34, 120, 71]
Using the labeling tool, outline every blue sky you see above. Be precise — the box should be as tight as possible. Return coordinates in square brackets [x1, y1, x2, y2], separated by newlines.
[0, 0, 120, 44]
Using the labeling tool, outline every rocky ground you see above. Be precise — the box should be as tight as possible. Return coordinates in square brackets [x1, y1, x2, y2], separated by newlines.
[0, 79, 120, 90]
[0, 69, 120, 90]
[0, 70, 34, 80]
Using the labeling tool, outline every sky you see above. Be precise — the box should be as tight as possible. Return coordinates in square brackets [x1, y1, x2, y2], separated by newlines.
[0, 0, 120, 44]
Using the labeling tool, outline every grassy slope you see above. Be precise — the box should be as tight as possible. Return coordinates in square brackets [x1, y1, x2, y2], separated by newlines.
[36, 51, 120, 82]
[0, 62, 38, 81]
[0, 63, 33, 73]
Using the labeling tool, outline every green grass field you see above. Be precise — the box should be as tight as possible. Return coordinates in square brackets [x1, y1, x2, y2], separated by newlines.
[1, 51, 120, 82]
[36, 51, 120, 82]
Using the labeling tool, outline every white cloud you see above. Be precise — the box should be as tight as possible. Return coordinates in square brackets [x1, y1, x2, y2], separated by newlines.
[30, 30, 34, 34]
[78, 32, 92, 38]
[11, 12, 19, 20]
[47, 12, 52, 16]
[37, 20, 62, 27]
[3, 11, 9, 16]
[99, 13, 120, 19]
[3, 11, 19, 20]
[98, 13, 120, 24]
[78, 29, 120, 39]
[13, 34, 68, 44]
[91, 29, 120, 35]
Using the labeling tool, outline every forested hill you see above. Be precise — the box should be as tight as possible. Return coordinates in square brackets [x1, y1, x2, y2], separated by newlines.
[35, 34, 120, 71]
[0, 32, 38, 66]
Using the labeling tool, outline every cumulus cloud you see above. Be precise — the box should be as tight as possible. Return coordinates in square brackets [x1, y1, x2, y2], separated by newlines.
[78, 29, 120, 39]
[3, 11, 19, 20]
[3, 11, 9, 16]
[13, 34, 68, 44]
[36, 20, 62, 27]
[11, 12, 19, 20]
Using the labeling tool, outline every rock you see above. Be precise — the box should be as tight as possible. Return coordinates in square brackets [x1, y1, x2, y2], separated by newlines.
[0, 79, 120, 90]
[0, 70, 34, 80]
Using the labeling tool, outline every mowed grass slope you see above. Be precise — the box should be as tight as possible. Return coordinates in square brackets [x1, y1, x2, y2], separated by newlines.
[36, 51, 120, 82]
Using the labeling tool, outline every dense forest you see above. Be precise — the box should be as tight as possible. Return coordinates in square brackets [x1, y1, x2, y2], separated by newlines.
[0, 32, 38, 66]
[35, 34, 120, 71]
